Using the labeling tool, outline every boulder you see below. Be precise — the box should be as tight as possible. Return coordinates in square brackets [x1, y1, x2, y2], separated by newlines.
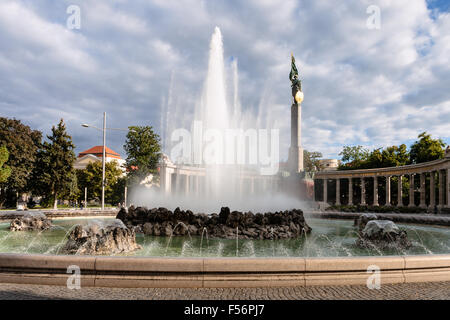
[10, 212, 52, 231]
[116, 206, 311, 240]
[143, 222, 153, 235]
[356, 220, 412, 249]
[61, 219, 141, 255]
[354, 213, 378, 231]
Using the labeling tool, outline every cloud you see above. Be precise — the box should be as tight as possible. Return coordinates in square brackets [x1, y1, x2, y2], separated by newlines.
[0, 0, 448, 162]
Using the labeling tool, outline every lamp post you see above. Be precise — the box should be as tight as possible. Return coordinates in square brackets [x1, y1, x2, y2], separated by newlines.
[82, 113, 132, 211]
[101, 112, 106, 210]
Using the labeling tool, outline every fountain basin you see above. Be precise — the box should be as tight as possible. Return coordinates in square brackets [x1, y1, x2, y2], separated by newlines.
[0, 216, 449, 287]
[0, 217, 449, 257]
[0, 253, 449, 287]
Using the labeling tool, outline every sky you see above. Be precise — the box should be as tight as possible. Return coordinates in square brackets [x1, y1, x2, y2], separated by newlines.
[0, 0, 449, 161]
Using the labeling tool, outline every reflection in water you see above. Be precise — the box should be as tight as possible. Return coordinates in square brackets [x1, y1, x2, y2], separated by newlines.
[0, 218, 449, 257]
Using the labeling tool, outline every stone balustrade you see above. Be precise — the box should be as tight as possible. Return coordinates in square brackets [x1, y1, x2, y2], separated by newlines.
[314, 156, 450, 209]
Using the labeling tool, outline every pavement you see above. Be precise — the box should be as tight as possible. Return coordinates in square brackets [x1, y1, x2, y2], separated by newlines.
[0, 282, 449, 300]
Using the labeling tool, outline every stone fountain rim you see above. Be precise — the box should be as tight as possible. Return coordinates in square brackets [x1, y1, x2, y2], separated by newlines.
[0, 252, 448, 288]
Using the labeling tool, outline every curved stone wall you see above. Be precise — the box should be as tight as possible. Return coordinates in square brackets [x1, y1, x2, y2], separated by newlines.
[0, 253, 448, 288]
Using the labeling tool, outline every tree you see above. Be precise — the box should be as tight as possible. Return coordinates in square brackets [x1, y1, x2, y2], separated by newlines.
[409, 132, 446, 164]
[303, 150, 323, 172]
[32, 119, 76, 209]
[365, 144, 410, 169]
[339, 143, 411, 170]
[109, 176, 127, 206]
[380, 144, 409, 167]
[77, 160, 123, 204]
[338, 145, 370, 170]
[0, 146, 11, 183]
[0, 117, 42, 207]
[124, 126, 161, 184]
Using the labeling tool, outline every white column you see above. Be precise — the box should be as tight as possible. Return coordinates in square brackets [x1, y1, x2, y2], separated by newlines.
[348, 178, 353, 205]
[289, 103, 303, 172]
[409, 174, 415, 207]
[361, 177, 366, 205]
[373, 176, 379, 206]
[385, 176, 391, 206]
[397, 175, 403, 207]
[312, 179, 316, 202]
[184, 174, 189, 196]
[429, 171, 435, 208]
[323, 179, 328, 204]
[447, 168, 450, 208]
[161, 166, 173, 194]
[335, 179, 340, 205]
[419, 173, 426, 208]
[438, 170, 444, 208]
[196, 176, 200, 197]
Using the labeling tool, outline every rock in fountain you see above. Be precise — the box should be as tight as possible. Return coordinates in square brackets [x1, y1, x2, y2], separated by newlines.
[356, 220, 412, 250]
[10, 212, 52, 231]
[61, 219, 141, 255]
[117, 206, 311, 240]
[354, 213, 380, 232]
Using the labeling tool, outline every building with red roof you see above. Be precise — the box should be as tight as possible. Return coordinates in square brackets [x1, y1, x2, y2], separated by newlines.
[74, 145, 125, 170]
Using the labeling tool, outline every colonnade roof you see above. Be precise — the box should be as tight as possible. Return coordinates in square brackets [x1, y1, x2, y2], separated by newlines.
[314, 157, 450, 179]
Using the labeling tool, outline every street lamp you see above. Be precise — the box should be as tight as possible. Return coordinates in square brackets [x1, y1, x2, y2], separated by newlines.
[81, 112, 132, 211]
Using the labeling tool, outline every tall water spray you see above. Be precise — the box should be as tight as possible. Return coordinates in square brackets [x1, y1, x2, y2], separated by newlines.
[197, 27, 235, 200]
[136, 27, 305, 212]
[201, 27, 229, 131]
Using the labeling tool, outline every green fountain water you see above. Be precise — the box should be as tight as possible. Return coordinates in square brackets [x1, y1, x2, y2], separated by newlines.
[1, 217, 448, 257]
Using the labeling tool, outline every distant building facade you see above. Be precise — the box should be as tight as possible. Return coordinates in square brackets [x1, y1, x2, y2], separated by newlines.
[74, 146, 125, 170]
[318, 159, 339, 171]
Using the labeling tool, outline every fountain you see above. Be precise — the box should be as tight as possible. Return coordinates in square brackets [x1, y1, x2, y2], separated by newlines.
[139, 26, 301, 213]
[0, 27, 448, 288]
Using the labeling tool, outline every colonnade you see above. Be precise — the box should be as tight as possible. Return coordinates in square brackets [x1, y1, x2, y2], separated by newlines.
[160, 163, 280, 197]
[314, 169, 449, 208]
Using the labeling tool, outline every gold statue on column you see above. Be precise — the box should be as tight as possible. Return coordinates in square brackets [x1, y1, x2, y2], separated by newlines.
[289, 53, 304, 104]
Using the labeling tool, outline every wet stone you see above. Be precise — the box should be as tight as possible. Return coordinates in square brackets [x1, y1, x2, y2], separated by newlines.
[356, 220, 412, 250]
[117, 206, 311, 240]
[10, 212, 52, 231]
[61, 219, 141, 255]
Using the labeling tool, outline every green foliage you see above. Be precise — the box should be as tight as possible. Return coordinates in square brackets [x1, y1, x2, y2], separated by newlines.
[339, 143, 411, 170]
[109, 176, 127, 205]
[303, 150, 323, 172]
[409, 132, 446, 164]
[77, 160, 123, 203]
[63, 171, 79, 202]
[339, 132, 446, 170]
[338, 146, 370, 169]
[0, 117, 42, 194]
[0, 146, 11, 183]
[124, 126, 161, 184]
[31, 119, 76, 208]
[380, 144, 409, 167]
